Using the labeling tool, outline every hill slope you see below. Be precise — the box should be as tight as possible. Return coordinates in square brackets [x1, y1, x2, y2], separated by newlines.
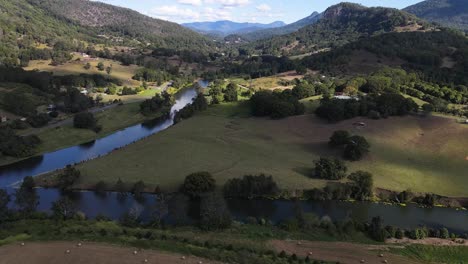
[404, 0, 468, 32]
[238, 12, 322, 41]
[27, 0, 213, 51]
[182, 20, 286, 36]
[247, 3, 432, 56]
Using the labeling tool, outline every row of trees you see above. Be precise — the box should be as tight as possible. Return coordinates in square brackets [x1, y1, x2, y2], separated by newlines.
[305, 171, 374, 201]
[250, 90, 305, 119]
[173, 93, 208, 123]
[316, 93, 418, 122]
[140, 92, 173, 116]
[0, 127, 41, 158]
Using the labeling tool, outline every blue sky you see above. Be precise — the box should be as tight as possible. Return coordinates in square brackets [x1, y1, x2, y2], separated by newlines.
[96, 0, 423, 24]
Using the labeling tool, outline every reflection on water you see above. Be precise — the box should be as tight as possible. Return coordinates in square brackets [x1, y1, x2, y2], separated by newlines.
[7, 188, 467, 233]
[0, 85, 203, 187]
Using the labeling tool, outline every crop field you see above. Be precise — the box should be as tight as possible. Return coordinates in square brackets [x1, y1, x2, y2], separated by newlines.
[24, 55, 141, 87]
[74, 102, 468, 197]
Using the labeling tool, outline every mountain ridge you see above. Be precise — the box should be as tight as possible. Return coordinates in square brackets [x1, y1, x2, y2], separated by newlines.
[245, 2, 433, 56]
[182, 20, 286, 36]
[404, 0, 468, 32]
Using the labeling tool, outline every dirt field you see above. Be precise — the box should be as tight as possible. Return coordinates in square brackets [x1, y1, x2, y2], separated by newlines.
[387, 237, 467, 247]
[269, 240, 422, 264]
[0, 241, 221, 264]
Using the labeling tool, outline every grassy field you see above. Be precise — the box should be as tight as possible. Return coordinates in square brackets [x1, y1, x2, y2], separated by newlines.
[74, 102, 468, 197]
[24, 55, 141, 87]
[391, 244, 468, 263]
[34, 102, 163, 154]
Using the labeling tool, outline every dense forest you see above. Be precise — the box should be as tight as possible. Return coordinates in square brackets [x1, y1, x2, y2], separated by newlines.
[303, 30, 468, 88]
[404, 0, 468, 32]
[244, 3, 432, 56]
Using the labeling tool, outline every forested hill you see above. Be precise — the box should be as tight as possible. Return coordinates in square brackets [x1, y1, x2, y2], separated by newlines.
[27, 0, 213, 51]
[404, 0, 468, 32]
[246, 2, 433, 56]
[303, 29, 468, 89]
[238, 12, 322, 41]
[0, 0, 100, 67]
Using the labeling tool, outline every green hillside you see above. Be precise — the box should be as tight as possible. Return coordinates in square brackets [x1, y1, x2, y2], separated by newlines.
[247, 3, 433, 56]
[27, 0, 214, 51]
[404, 0, 468, 32]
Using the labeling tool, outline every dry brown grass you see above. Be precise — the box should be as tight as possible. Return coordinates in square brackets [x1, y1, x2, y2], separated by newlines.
[0, 242, 221, 264]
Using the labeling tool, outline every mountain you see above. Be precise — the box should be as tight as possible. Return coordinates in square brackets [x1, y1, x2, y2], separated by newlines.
[404, 0, 468, 32]
[247, 3, 433, 56]
[26, 0, 213, 51]
[303, 29, 468, 88]
[239, 12, 322, 41]
[182, 20, 286, 36]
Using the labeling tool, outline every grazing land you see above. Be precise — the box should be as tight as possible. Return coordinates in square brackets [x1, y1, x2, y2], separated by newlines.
[35, 102, 165, 154]
[24, 55, 141, 87]
[269, 240, 422, 264]
[0, 242, 221, 264]
[74, 102, 468, 197]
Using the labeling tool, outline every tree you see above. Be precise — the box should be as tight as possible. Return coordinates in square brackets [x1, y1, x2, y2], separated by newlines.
[73, 112, 97, 130]
[344, 135, 370, 161]
[329, 130, 351, 147]
[223, 174, 279, 198]
[106, 66, 112, 75]
[314, 157, 347, 180]
[97, 62, 105, 71]
[224, 83, 238, 102]
[14, 176, 38, 213]
[348, 171, 373, 200]
[114, 178, 126, 194]
[181, 172, 216, 198]
[199, 192, 232, 230]
[84, 62, 91, 70]
[0, 189, 10, 221]
[369, 216, 386, 242]
[440, 228, 449, 239]
[132, 181, 146, 200]
[57, 166, 80, 191]
[52, 197, 77, 220]
[150, 194, 168, 227]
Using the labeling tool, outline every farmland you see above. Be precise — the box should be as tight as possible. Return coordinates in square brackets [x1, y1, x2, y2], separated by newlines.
[74, 102, 468, 197]
[24, 55, 141, 87]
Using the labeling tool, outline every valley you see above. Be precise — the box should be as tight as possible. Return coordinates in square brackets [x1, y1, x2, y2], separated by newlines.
[0, 0, 467, 263]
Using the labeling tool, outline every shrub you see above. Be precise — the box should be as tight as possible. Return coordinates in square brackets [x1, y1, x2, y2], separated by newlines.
[395, 228, 405, 239]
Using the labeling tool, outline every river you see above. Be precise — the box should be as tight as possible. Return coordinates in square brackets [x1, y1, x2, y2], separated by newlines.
[0, 80, 467, 233]
[0, 83, 203, 187]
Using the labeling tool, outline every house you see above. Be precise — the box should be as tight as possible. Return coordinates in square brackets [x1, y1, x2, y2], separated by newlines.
[0, 116, 7, 123]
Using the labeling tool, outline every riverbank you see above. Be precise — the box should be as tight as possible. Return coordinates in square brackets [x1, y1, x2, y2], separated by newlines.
[0, 102, 166, 167]
[65, 102, 468, 197]
[0, 218, 466, 264]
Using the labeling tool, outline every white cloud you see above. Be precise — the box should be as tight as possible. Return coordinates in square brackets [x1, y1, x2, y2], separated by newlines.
[256, 3, 271, 12]
[204, 0, 250, 7]
[177, 0, 202, 6]
[149, 5, 200, 21]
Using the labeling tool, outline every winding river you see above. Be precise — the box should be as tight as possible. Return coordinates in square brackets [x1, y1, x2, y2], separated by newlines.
[0, 80, 467, 233]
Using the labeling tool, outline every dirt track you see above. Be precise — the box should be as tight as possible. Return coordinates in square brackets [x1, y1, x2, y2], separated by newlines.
[270, 240, 422, 264]
[0, 241, 221, 264]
